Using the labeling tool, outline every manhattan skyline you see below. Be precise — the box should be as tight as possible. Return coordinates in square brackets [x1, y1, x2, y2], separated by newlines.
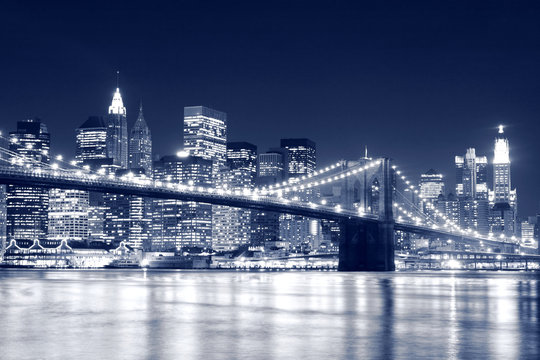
[1, 1, 539, 216]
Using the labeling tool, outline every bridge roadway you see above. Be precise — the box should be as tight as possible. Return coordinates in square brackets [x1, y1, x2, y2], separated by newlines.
[0, 165, 516, 250]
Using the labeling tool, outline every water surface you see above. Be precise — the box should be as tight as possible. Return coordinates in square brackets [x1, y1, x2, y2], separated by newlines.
[0, 270, 538, 359]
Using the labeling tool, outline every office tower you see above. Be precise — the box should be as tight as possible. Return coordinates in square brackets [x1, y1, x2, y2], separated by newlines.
[103, 192, 131, 247]
[152, 155, 213, 251]
[489, 126, 517, 237]
[455, 148, 489, 234]
[127, 103, 153, 249]
[87, 193, 106, 243]
[212, 142, 257, 251]
[129, 102, 152, 175]
[280, 138, 316, 178]
[520, 219, 536, 249]
[420, 169, 444, 216]
[257, 150, 286, 183]
[435, 193, 460, 225]
[420, 169, 444, 202]
[76, 116, 108, 164]
[48, 189, 89, 242]
[250, 150, 286, 247]
[455, 148, 488, 200]
[7, 119, 50, 246]
[212, 166, 253, 251]
[226, 142, 257, 182]
[183, 106, 227, 177]
[279, 138, 317, 251]
[106, 87, 128, 169]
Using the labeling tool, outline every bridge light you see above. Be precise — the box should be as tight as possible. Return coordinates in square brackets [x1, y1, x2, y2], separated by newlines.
[83, 165, 90, 171]
[321, 199, 327, 205]
[70, 160, 77, 166]
[56, 155, 63, 161]
[51, 163, 59, 170]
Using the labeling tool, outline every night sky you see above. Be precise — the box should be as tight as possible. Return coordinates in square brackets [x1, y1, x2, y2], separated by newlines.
[1, 1, 539, 216]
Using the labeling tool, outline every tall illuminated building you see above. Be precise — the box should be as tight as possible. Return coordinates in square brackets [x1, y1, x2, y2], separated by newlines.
[183, 106, 227, 250]
[107, 86, 128, 169]
[419, 169, 444, 215]
[48, 189, 89, 243]
[279, 138, 317, 251]
[455, 148, 489, 234]
[251, 150, 286, 247]
[212, 142, 257, 251]
[129, 102, 152, 175]
[489, 125, 517, 237]
[7, 119, 50, 246]
[152, 154, 213, 250]
[76, 116, 108, 164]
[126, 103, 153, 249]
[183, 106, 227, 177]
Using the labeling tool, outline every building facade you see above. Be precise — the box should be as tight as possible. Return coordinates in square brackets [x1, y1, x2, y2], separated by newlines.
[7, 119, 50, 246]
[128, 102, 152, 175]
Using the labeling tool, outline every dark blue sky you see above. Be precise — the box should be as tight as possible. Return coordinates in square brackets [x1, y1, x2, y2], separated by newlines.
[1, 0, 539, 215]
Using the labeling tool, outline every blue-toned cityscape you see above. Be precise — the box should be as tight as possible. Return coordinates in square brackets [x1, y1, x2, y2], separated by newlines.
[0, 83, 538, 271]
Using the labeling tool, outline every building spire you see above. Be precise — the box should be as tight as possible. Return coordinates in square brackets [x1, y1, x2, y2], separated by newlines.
[108, 71, 126, 115]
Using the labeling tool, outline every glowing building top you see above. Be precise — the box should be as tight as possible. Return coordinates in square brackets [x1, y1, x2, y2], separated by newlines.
[108, 87, 126, 115]
[493, 125, 509, 164]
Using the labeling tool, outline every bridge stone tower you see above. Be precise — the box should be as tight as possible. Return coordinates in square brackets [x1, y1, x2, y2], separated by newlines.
[338, 158, 395, 271]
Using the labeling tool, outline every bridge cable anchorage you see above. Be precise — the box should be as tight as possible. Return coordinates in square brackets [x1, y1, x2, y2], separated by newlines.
[391, 162, 522, 245]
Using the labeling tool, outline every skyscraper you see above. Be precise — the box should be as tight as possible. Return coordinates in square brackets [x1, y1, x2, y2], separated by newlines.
[212, 142, 257, 251]
[251, 150, 286, 247]
[7, 119, 50, 246]
[76, 116, 108, 164]
[152, 154, 213, 250]
[0, 131, 7, 254]
[226, 142, 257, 182]
[279, 138, 317, 251]
[420, 169, 444, 215]
[489, 125, 517, 237]
[106, 87, 128, 169]
[455, 148, 489, 234]
[183, 106, 227, 250]
[183, 106, 227, 177]
[129, 102, 152, 175]
[280, 138, 316, 178]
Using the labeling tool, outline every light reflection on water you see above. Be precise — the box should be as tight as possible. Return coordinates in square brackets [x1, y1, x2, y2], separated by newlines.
[0, 270, 538, 360]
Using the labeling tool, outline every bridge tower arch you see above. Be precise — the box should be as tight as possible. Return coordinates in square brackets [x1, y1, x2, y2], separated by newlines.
[339, 158, 395, 271]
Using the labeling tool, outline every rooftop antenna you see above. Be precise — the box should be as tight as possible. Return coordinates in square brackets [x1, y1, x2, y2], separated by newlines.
[116, 70, 120, 89]
[364, 145, 368, 159]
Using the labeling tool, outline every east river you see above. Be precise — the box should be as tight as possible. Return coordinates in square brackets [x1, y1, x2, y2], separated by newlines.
[0, 270, 538, 360]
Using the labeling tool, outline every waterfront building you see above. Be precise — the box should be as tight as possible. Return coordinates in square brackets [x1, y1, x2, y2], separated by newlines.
[212, 142, 257, 251]
[520, 218, 536, 249]
[152, 154, 213, 251]
[128, 102, 152, 175]
[7, 119, 50, 246]
[279, 138, 317, 251]
[212, 166, 253, 251]
[48, 189, 89, 243]
[250, 150, 286, 247]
